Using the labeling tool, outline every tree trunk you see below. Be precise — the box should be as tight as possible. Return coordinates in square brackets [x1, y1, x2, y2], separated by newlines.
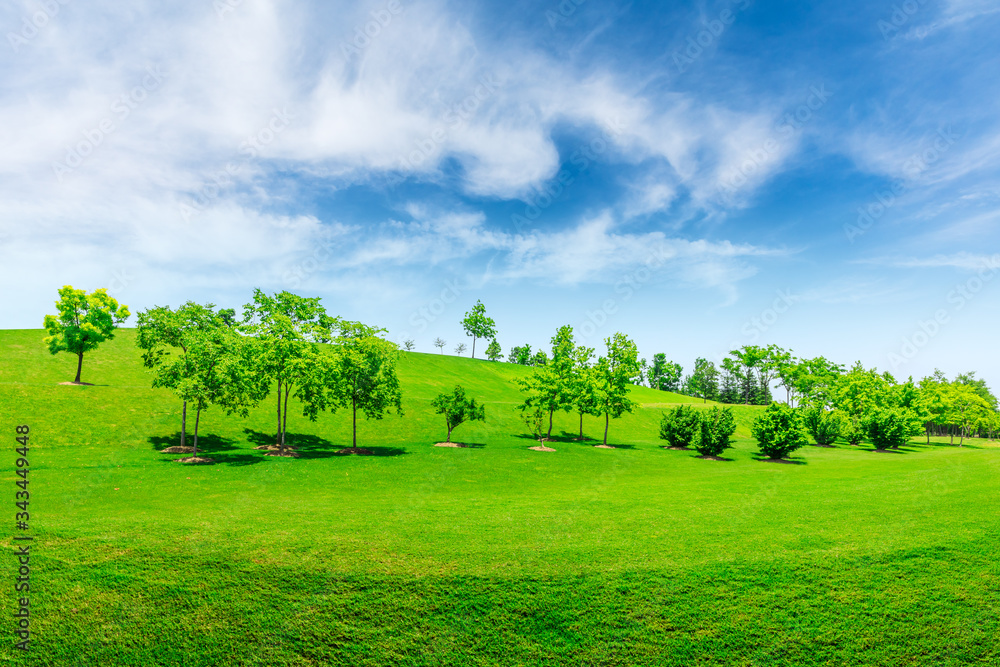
[949, 427, 954, 445]
[282, 384, 290, 452]
[471, 337, 476, 359]
[577, 412, 584, 440]
[193, 406, 201, 456]
[181, 400, 187, 448]
[352, 393, 358, 448]
[603, 412, 609, 446]
[446, 423, 452, 443]
[547, 409, 554, 439]
[276, 380, 283, 445]
[74, 351, 84, 383]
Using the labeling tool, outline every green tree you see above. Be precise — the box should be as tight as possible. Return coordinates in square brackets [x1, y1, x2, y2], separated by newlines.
[516, 325, 576, 440]
[508, 345, 532, 365]
[751, 403, 809, 460]
[569, 344, 599, 440]
[431, 385, 485, 443]
[240, 289, 338, 453]
[726, 344, 786, 405]
[696, 407, 737, 457]
[454, 342, 467, 356]
[530, 349, 548, 367]
[648, 354, 667, 389]
[136, 302, 244, 449]
[485, 339, 503, 361]
[593, 333, 641, 446]
[434, 337, 446, 353]
[659, 405, 701, 449]
[402, 339, 415, 351]
[792, 356, 845, 408]
[954, 371, 998, 410]
[521, 405, 547, 441]
[461, 300, 497, 359]
[831, 362, 894, 443]
[175, 324, 260, 458]
[917, 374, 950, 443]
[947, 383, 992, 445]
[43, 286, 130, 384]
[648, 355, 684, 392]
[687, 357, 720, 403]
[330, 322, 403, 449]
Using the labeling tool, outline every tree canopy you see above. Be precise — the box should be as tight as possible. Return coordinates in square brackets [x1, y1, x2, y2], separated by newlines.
[461, 300, 497, 359]
[43, 286, 130, 384]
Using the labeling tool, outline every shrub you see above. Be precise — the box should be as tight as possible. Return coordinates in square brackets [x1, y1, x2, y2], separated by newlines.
[751, 403, 809, 460]
[659, 405, 701, 449]
[863, 408, 915, 450]
[696, 407, 736, 457]
[842, 418, 866, 446]
[803, 407, 843, 446]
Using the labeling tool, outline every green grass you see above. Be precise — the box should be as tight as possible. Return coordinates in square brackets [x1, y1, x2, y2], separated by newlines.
[1, 329, 999, 665]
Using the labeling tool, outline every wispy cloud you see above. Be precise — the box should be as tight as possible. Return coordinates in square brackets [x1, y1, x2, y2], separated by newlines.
[862, 252, 1000, 271]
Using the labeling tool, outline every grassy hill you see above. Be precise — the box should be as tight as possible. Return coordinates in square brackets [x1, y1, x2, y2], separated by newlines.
[2, 329, 999, 666]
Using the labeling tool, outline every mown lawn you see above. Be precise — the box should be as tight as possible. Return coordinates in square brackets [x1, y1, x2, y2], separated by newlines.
[1, 329, 998, 665]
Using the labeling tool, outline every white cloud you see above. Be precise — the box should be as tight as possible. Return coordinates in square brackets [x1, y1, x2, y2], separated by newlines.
[865, 252, 1000, 272]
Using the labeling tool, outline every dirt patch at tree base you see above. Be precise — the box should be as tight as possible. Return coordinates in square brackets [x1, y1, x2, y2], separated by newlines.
[664, 446, 691, 451]
[175, 456, 215, 464]
[264, 450, 300, 458]
[335, 448, 373, 456]
[254, 444, 297, 452]
[434, 442, 467, 448]
[764, 458, 799, 464]
[594, 445, 616, 449]
[58, 382, 95, 386]
[697, 455, 727, 461]
[528, 445, 556, 452]
[160, 446, 195, 454]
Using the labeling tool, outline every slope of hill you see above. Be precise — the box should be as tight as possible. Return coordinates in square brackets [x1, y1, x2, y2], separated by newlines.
[1, 329, 998, 666]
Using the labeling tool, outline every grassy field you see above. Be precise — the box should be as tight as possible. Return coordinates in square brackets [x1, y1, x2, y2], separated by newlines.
[1, 328, 999, 666]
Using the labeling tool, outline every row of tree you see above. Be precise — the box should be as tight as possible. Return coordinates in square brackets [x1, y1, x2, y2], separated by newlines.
[133, 291, 403, 457]
[42, 288, 999, 456]
[514, 326, 641, 447]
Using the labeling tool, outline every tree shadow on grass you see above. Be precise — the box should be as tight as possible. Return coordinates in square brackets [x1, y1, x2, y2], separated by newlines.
[915, 440, 985, 450]
[349, 446, 407, 457]
[751, 455, 807, 465]
[556, 430, 595, 443]
[150, 433, 238, 454]
[690, 454, 735, 462]
[149, 433, 264, 467]
[242, 429, 407, 458]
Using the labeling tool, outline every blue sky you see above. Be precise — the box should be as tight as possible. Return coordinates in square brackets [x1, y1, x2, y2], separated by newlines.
[2, 0, 999, 386]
